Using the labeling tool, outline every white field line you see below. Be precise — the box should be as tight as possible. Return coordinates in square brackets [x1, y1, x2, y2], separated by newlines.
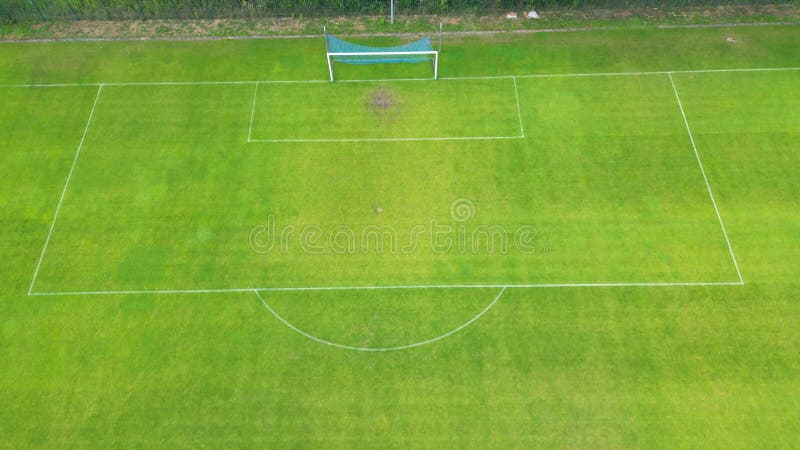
[254, 287, 506, 352]
[512, 76, 525, 138]
[446, 67, 800, 81]
[249, 135, 523, 143]
[27, 281, 744, 296]
[247, 81, 259, 142]
[337, 77, 434, 83]
[0, 80, 262, 88]
[1, 67, 798, 89]
[28, 84, 103, 295]
[668, 72, 744, 284]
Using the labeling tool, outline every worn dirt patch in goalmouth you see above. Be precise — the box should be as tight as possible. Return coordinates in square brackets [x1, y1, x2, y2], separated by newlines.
[367, 88, 404, 123]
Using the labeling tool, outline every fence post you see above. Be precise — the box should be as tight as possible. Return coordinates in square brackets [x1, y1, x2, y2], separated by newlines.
[439, 22, 442, 52]
[390, 0, 394, 24]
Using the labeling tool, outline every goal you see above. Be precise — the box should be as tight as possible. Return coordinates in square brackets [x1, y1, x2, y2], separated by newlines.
[324, 27, 439, 81]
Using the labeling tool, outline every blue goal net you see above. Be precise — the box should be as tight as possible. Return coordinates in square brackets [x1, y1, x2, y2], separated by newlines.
[324, 31, 439, 80]
[326, 35, 435, 64]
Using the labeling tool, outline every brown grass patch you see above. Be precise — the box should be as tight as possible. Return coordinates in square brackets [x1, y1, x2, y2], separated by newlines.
[367, 88, 403, 122]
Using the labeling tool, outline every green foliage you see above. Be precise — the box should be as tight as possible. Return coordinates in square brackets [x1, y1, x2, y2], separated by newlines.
[0, 3, 14, 23]
[0, 0, 795, 21]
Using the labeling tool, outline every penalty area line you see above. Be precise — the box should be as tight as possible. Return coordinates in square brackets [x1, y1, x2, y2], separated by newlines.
[28, 84, 104, 296]
[27, 280, 744, 297]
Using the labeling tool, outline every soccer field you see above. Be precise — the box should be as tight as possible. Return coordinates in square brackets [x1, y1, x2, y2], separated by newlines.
[2, 25, 800, 448]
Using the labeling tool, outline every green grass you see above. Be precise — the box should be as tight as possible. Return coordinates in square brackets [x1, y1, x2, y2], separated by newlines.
[1, 25, 800, 448]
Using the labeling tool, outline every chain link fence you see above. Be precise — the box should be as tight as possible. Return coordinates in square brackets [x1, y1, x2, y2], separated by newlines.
[0, 0, 792, 23]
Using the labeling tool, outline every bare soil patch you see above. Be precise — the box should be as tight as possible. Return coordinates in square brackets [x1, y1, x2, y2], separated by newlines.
[367, 88, 403, 123]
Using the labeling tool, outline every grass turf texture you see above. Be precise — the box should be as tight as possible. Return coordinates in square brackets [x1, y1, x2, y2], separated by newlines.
[1, 25, 799, 447]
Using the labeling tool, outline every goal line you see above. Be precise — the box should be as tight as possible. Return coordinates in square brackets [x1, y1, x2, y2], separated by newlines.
[1, 66, 797, 88]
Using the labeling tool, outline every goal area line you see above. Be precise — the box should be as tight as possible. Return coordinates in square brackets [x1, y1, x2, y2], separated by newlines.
[246, 76, 525, 142]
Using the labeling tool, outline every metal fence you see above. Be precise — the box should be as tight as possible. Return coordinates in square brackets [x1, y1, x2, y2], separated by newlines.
[0, 0, 792, 23]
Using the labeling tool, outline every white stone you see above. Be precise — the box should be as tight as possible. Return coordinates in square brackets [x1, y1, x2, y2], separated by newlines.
[527, 10, 539, 19]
